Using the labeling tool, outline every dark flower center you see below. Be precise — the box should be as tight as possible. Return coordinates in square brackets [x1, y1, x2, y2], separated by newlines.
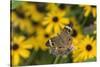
[86, 44, 92, 51]
[16, 11, 25, 19]
[36, 4, 46, 13]
[15, 8, 25, 19]
[44, 34, 49, 38]
[33, 32, 38, 37]
[71, 29, 77, 37]
[32, 22, 39, 27]
[12, 44, 19, 51]
[59, 4, 66, 10]
[52, 16, 59, 22]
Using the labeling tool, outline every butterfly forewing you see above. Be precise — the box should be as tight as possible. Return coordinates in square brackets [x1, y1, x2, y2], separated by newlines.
[59, 28, 72, 47]
[51, 36, 63, 47]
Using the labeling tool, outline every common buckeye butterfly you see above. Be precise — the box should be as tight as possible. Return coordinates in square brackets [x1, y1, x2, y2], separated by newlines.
[46, 25, 73, 56]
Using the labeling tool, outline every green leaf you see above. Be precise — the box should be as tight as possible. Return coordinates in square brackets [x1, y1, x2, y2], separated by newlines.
[11, 0, 22, 9]
[84, 57, 96, 62]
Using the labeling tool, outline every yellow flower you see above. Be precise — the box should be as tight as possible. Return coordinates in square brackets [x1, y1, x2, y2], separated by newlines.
[20, 2, 45, 22]
[18, 19, 34, 34]
[11, 35, 33, 65]
[11, 10, 34, 34]
[68, 18, 84, 49]
[72, 33, 84, 46]
[11, 11, 18, 27]
[67, 17, 82, 39]
[81, 5, 96, 17]
[46, 3, 58, 11]
[42, 10, 69, 34]
[11, 11, 24, 27]
[31, 26, 53, 51]
[70, 17, 82, 33]
[46, 3, 70, 15]
[72, 35, 96, 62]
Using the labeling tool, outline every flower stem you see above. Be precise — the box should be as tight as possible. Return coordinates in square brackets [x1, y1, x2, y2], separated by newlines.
[53, 55, 60, 64]
[59, 56, 67, 63]
[81, 16, 88, 27]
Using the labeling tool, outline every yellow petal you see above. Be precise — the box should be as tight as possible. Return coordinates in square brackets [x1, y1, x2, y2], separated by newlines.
[59, 23, 64, 29]
[40, 44, 48, 51]
[84, 7, 91, 17]
[22, 44, 33, 49]
[54, 24, 60, 33]
[46, 3, 57, 11]
[22, 38, 34, 49]
[92, 8, 96, 18]
[42, 21, 50, 25]
[60, 18, 69, 25]
[47, 12, 54, 17]
[46, 23, 53, 33]
[18, 49, 30, 58]
[12, 53, 20, 66]
[19, 36, 25, 42]
[14, 36, 25, 44]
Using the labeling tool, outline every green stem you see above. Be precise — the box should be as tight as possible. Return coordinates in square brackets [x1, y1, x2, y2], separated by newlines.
[79, 11, 84, 23]
[81, 15, 89, 27]
[59, 56, 67, 63]
[53, 55, 60, 64]
[24, 50, 37, 65]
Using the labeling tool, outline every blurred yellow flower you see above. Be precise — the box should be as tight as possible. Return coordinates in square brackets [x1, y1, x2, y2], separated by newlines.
[46, 3, 57, 11]
[67, 17, 82, 39]
[81, 5, 96, 17]
[72, 33, 84, 46]
[72, 35, 96, 62]
[46, 3, 70, 15]
[18, 19, 34, 34]
[11, 11, 34, 34]
[11, 35, 33, 65]
[42, 10, 69, 34]
[70, 17, 82, 33]
[20, 2, 45, 22]
[32, 25, 55, 51]
[11, 11, 18, 27]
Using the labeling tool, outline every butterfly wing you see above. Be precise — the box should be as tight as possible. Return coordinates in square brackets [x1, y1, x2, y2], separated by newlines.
[50, 36, 63, 47]
[59, 28, 72, 48]
[45, 26, 73, 56]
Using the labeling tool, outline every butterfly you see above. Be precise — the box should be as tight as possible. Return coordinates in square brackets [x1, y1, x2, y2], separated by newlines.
[46, 25, 74, 56]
